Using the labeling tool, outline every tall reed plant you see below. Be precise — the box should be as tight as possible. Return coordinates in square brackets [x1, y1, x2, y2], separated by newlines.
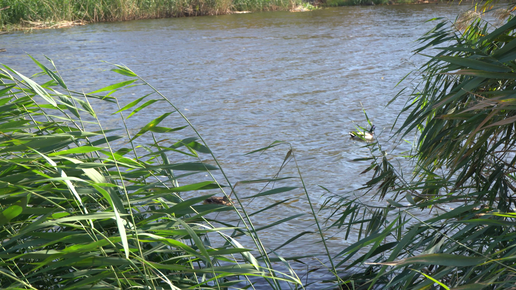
[321, 7, 516, 289]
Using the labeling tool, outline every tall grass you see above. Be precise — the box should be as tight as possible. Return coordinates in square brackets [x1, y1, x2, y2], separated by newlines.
[0, 0, 232, 28]
[231, 0, 297, 12]
[0, 56, 319, 289]
[0, 0, 303, 29]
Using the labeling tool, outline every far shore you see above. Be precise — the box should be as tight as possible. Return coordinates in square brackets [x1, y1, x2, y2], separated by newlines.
[0, 0, 457, 32]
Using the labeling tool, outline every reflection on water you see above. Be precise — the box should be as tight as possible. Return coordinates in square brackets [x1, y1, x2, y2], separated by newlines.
[1, 3, 472, 286]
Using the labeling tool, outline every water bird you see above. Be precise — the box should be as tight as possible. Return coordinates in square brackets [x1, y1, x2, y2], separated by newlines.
[203, 196, 232, 206]
[349, 125, 375, 141]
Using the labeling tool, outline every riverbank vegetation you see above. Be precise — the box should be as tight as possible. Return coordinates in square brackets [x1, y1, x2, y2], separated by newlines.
[1, 3, 516, 289]
[0, 0, 298, 30]
[0, 0, 446, 31]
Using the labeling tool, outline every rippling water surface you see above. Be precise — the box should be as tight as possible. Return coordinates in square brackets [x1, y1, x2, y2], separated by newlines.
[1, 3, 473, 286]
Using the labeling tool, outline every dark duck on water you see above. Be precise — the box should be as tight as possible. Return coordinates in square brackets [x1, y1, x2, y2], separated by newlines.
[203, 196, 232, 206]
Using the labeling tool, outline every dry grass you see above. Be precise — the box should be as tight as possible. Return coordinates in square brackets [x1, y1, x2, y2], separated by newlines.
[19, 19, 87, 30]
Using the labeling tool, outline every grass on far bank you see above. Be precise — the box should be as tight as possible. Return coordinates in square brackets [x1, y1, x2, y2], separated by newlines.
[0, 0, 442, 31]
[0, 0, 297, 30]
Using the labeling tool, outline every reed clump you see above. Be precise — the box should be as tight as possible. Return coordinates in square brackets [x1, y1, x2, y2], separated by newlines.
[0, 56, 309, 289]
[321, 7, 516, 289]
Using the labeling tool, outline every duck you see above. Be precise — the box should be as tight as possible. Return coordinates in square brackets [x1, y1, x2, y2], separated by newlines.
[203, 196, 232, 206]
[349, 125, 375, 141]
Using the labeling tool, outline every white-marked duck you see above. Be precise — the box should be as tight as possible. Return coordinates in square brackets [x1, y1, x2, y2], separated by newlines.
[349, 125, 375, 141]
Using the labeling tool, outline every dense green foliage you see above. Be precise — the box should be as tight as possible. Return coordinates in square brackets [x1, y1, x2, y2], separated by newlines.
[0, 58, 310, 289]
[322, 8, 516, 289]
[0, 0, 428, 30]
[0, 0, 300, 29]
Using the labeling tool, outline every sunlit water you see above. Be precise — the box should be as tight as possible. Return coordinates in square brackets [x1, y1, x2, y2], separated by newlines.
[1, 3, 476, 287]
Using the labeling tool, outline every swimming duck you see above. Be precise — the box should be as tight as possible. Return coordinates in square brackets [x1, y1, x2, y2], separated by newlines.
[203, 196, 232, 206]
[349, 125, 375, 141]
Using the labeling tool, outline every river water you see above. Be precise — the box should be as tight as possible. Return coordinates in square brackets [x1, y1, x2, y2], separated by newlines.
[1, 3, 476, 287]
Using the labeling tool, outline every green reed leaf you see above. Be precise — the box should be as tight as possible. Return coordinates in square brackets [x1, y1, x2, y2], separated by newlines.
[436, 56, 512, 73]
[244, 186, 297, 199]
[418, 270, 450, 290]
[3, 65, 57, 106]
[113, 93, 152, 114]
[447, 69, 516, 79]
[92, 184, 129, 259]
[450, 283, 490, 290]
[176, 219, 210, 263]
[373, 254, 485, 267]
[48, 146, 105, 156]
[89, 80, 137, 94]
[0, 196, 27, 226]
[145, 162, 218, 171]
[0, 84, 15, 96]
[148, 125, 187, 133]
[253, 214, 304, 232]
[126, 99, 163, 119]
[28, 55, 67, 89]
[111, 65, 138, 77]
[131, 112, 172, 141]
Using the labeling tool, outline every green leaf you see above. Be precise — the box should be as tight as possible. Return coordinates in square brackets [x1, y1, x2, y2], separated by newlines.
[99, 151, 143, 168]
[0, 84, 16, 96]
[111, 65, 138, 77]
[89, 79, 137, 94]
[227, 235, 260, 270]
[386, 199, 405, 208]
[126, 99, 163, 119]
[0, 120, 30, 131]
[376, 254, 485, 267]
[447, 69, 516, 79]
[252, 214, 304, 232]
[478, 16, 516, 44]
[148, 125, 187, 133]
[131, 112, 172, 141]
[76, 96, 96, 116]
[244, 186, 297, 199]
[92, 185, 129, 259]
[435, 56, 512, 73]
[450, 283, 489, 290]
[48, 146, 105, 156]
[113, 93, 152, 114]
[168, 181, 220, 192]
[418, 270, 450, 290]
[176, 219, 211, 263]
[145, 162, 218, 171]
[4, 65, 57, 106]
[455, 219, 516, 226]
[28, 55, 67, 89]
[0, 197, 28, 226]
